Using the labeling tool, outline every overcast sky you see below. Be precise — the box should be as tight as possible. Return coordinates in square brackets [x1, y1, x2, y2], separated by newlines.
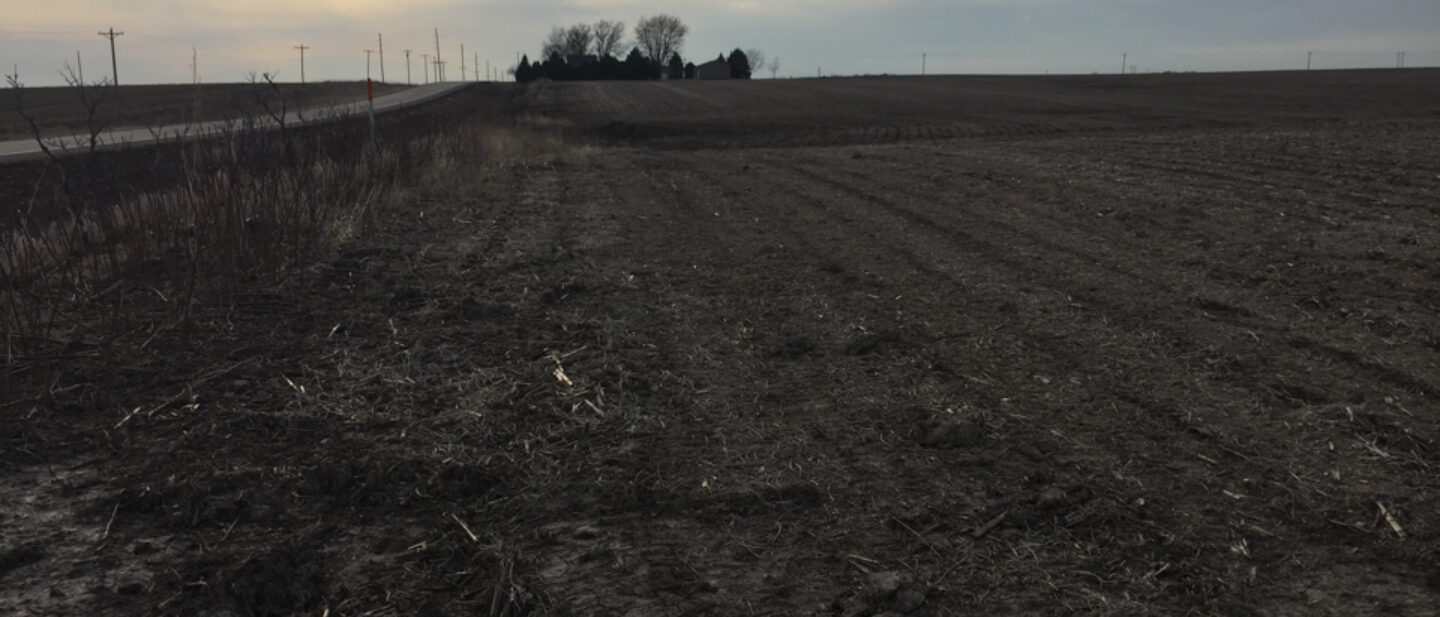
[3, 1, 1437, 86]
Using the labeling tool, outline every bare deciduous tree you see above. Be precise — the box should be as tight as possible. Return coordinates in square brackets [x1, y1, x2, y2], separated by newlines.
[563, 24, 594, 58]
[544, 24, 602, 61]
[541, 27, 566, 60]
[592, 20, 626, 58]
[745, 49, 766, 76]
[768, 57, 781, 79]
[635, 14, 688, 67]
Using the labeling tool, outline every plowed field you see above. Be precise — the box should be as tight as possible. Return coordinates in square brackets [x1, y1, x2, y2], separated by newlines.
[5, 70, 1440, 616]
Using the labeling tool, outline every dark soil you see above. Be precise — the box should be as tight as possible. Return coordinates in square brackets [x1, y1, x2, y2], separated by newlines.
[4, 70, 1440, 616]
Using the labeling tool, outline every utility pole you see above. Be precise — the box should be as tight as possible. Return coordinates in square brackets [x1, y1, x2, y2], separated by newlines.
[922, 53, 926, 76]
[1307, 51, 1312, 70]
[433, 28, 443, 82]
[404, 49, 412, 85]
[191, 47, 197, 83]
[76, 51, 84, 83]
[98, 27, 124, 86]
[482, 56, 487, 82]
[422, 53, 429, 84]
[1121, 52, 1127, 75]
[1397, 51, 1405, 69]
[434, 59, 446, 83]
[460, 44, 466, 82]
[364, 49, 373, 80]
[378, 34, 385, 82]
[294, 44, 309, 83]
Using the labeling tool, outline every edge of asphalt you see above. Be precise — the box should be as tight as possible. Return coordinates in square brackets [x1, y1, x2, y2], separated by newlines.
[0, 81, 476, 165]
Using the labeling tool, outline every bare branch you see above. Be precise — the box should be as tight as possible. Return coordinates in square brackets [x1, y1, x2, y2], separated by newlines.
[635, 15, 688, 68]
[746, 49, 766, 76]
[592, 20, 626, 58]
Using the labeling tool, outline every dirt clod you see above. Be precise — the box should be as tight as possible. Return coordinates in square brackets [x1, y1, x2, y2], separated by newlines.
[847, 571, 929, 616]
[917, 420, 986, 449]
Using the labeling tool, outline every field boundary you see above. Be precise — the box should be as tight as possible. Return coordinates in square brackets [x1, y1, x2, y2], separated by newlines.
[0, 81, 475, 164]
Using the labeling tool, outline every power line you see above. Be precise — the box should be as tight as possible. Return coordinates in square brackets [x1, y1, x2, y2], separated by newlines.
[294, 44, 310, 83]
[98, 27, 124, 86]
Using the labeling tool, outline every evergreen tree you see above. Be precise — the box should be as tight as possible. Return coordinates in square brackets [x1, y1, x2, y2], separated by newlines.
[624, 47, 652, 79]
[667, 53, 684, 80]
[726, 48, 752, 79]
[545, 52, 568, 80]
[516, 55, 533, 82]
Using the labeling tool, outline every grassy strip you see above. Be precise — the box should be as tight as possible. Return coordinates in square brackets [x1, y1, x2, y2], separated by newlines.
[1, 86, 558, 402]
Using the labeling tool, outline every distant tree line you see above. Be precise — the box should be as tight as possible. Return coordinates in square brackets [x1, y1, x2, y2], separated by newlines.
[513, 15, 769, 82]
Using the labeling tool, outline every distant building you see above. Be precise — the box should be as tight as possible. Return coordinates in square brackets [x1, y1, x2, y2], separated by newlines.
[695, 59, 730, 80]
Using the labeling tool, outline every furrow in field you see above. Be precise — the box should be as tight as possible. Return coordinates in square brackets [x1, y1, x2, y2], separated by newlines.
[666, 154, 1258, 608]
[798, 148, 1440, 402]
[1093, 140, 1440, 221]
[766, 157, 1440, 529]
[759, 147, 1440, 425]
[739, 150, 1427, 539]
[853, 138, 1440, 348]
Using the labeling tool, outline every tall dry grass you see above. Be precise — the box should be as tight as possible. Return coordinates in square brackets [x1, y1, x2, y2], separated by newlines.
[1, 86, 557, 401]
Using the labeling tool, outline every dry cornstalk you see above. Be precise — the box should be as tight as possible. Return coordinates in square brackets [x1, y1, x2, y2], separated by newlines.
[1376, 502, 1406, 539]
[452, 512, 479, 543]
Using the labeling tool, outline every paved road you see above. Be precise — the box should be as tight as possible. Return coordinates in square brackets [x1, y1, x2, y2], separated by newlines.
[0, 81, 473, 164]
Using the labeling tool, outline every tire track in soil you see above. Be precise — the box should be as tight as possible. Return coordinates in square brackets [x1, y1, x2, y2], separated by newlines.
[568, 150, 1170, 613]
[783, 147, 1440, 470]
[708, 153, 1293, 609]
[1095, 144, 1440, 227]
[777, 146, 1440, 407]
[483, 152, 863, 616]
[737, 147, 1438, 551]
[863, 138, 1440, 336]
[859, 139, 1436, 309]
[621, 153, 1158, 613]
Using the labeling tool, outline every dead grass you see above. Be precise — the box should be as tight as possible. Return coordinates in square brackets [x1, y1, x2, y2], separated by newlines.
[0, 87, 568, 402]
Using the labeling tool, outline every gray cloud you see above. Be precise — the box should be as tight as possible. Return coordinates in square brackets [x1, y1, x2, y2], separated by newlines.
[2, 0, 1436, 85]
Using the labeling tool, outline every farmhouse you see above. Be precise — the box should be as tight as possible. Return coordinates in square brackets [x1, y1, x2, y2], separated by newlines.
[695, 59, 730, 80]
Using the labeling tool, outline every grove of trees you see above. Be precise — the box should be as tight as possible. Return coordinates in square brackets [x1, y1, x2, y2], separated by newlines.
[514, 15, 770, 83]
